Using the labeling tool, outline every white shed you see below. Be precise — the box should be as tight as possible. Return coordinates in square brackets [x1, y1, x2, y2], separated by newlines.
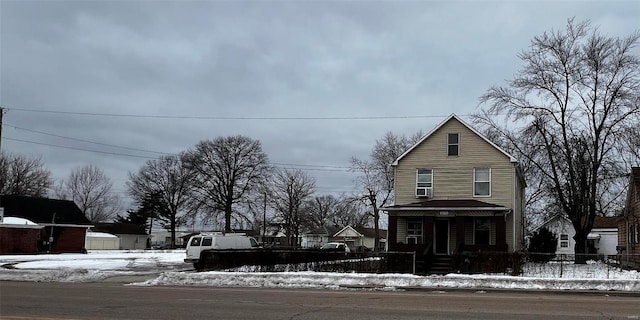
[86, 231, 120, 250]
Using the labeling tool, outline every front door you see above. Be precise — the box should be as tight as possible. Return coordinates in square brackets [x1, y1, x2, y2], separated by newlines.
[434, 219, 449, 255]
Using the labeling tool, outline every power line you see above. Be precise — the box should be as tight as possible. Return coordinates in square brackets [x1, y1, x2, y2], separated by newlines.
[4, 137, 159, 159]
[4, 137, 361, 172]
[8, 107, 464, 120]
[5, 123, 356, 170]
[5, 123, 169, 155]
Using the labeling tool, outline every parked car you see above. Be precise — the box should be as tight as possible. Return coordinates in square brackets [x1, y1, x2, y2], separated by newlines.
[320, 242, 351, 253]
[184, 233, 259, 265]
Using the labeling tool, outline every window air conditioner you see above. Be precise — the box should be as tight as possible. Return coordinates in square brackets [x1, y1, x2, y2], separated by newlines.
[416, 187, 432, 198]
[406, 236, 419, 244]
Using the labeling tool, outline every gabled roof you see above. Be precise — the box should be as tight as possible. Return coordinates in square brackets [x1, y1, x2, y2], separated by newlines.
[93, 223, 148, 235]
[333, 225, 362, 238]
[306, 225, 340, 236]
[392, 114, 517, 166]
[530, 214, 572, 234]
[333, 226, 387, 239]
[592, 216, 622, 229]
[0, 195, 91, 226]
[353, 226, 387, 239]
[531, 214, 621, 234]
[384, 199, 509, 211]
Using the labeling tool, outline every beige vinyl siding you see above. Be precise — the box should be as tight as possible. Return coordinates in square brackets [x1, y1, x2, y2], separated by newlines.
[397, 218, 407, 243]
[395, 118, 515, 208]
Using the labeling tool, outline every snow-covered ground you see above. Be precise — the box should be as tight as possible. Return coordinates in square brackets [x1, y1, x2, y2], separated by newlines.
[1, 250, 639, 292]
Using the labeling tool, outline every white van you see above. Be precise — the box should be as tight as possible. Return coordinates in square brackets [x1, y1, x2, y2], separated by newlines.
[184, 233, 259, 263]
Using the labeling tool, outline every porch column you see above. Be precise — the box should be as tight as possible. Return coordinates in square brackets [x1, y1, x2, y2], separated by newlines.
[423, 216, 433, 246]
[456, 216, 465, 252]
[388, 215, 398, 249]
[496, 215, 507, 250]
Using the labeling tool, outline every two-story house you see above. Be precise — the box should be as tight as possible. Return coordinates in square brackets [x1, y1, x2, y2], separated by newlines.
[619, 167, 640, 269]
[383, 114, 526, 272]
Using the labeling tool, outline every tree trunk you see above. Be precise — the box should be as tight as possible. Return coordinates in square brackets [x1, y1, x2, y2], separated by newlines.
[225, 202, 232, 233]
[373, 208, 380, 252]
[170, 211, 176, 249]
[574, 232, 588, 264]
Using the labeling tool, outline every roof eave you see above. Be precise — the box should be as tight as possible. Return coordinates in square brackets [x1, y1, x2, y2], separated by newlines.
[383, 206, 509, 212]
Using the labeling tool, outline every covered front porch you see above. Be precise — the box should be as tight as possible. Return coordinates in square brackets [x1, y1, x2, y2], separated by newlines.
[384, 199, 511, 274]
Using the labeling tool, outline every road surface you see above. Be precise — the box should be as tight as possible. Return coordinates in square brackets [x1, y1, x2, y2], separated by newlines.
[1, 281, 638, 319]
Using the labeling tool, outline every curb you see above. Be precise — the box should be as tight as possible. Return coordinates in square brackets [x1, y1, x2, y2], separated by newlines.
[397, 286, 640, 297]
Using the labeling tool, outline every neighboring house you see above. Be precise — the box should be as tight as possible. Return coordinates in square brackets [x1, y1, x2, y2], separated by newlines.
[383, 114, 526, 272]
[590, 216, 621, 257]
[302, 225, 340, 248]
[0, 217, 44, 254]
[0, 195, 92, 253]
[620, 167, 640, 268]
[86, 231, 120, 250]
[150, 230, 194, 249]
[530, 215, 575, 256]
[532, 215, 620, 257]
[258, 224, 287, 247]
[92, 223, 149, 250]
[331, 226, 387, 251]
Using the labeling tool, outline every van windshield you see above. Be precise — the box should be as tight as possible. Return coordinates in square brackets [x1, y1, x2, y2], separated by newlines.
[189, 237, 201, 246]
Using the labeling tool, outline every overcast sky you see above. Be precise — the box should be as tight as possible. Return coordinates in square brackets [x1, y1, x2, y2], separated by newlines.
[1, 1, 638, 209]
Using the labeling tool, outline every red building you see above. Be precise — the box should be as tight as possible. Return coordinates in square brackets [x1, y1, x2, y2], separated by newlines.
[0, 195, 93, 254]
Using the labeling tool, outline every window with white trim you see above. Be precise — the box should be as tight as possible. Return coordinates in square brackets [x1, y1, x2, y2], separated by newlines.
[416, 168, 433, 198]
[473, 167, 491, 197]
[474, 217, 491, 245]
[448, 133, 459, 156]
[406, 219, 423, 244]
[560, 234, 569, 248]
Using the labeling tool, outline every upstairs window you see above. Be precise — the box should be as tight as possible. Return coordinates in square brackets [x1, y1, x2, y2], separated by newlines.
[473, 167, 491, 197]
[448, 133, 459, 156]
[416, 168, 433, 198]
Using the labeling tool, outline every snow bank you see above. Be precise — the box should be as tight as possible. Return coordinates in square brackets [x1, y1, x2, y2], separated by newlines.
[2, 251, 640, 292]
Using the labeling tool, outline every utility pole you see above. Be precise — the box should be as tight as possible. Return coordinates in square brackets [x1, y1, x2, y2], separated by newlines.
[0, 106, 4, 154]
[263, 191, 267, 240]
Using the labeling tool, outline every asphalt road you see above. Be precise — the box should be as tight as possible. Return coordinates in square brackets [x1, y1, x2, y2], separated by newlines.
[1, 281, 639, 320]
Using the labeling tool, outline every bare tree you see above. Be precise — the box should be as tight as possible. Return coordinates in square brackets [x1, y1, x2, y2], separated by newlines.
[332, 195, 370, 228]
[351, 131, 420, 250]
[305, 194, 338, 229]
[475, 18, 640, 262]
[128, 154, 194, 248]
[183, 136, 271, 233]
[270, 168, 316, 246]
[57, 165, 121, 223]
[0, 153, 52, 197]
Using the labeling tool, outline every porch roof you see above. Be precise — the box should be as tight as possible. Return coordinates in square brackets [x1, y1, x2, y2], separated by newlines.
[382, 199, 509, 212]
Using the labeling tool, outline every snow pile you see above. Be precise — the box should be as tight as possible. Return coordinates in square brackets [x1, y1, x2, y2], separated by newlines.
[2, 251, 640, 292]
[137, 270, 640, 291]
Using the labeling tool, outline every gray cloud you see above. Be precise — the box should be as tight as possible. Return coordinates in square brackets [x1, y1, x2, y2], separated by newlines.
[1, 1, 638, 205]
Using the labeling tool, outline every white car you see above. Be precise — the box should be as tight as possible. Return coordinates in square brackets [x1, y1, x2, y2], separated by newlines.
[184, 233, 259, 265]
[320, 242, 351, 253]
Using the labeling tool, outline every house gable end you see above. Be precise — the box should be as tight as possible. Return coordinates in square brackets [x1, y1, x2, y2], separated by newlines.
[393, 114, 517, 166]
